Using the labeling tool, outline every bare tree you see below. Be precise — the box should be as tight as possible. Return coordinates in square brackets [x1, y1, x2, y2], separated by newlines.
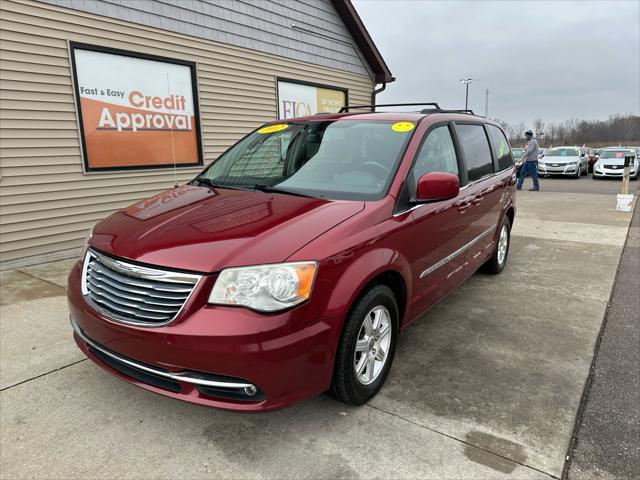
[495, 114, 640, 147]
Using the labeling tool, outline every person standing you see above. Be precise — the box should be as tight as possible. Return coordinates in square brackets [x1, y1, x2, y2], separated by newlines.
[516, 129, 540, 191]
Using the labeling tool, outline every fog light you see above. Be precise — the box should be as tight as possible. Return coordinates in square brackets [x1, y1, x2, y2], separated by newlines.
[243, 385, 258, 396]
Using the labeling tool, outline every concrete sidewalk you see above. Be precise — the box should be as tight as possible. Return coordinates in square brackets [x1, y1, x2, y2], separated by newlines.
[567, 203, 640, 480]
[0, 188, 635, 479]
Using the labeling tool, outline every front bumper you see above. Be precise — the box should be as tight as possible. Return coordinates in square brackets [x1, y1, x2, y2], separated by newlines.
[67, 260, 343, 412]
[537, 163, 580, 176]
[593, 165, 638, 178]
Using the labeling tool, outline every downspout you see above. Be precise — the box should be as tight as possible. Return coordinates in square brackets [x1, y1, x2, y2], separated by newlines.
[371, 83, 386, 112]
[371, 76, 395, 111]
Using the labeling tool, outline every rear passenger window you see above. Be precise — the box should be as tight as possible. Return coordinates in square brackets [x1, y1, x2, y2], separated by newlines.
[455, 124, 494, 182]
[413, 125, 459, 179]
[486, 125, 513, 171]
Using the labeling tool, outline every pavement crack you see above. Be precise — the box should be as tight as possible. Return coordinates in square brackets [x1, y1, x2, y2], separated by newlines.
[15, 269, 66, 291]
[366, 403, 560, 479]
[1, 359, 87, 392]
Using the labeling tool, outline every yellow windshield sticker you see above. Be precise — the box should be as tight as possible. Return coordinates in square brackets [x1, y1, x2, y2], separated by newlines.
[498, 142, 506, 157]
[391, 122, 415, 132]
[258, 124, 289, 134]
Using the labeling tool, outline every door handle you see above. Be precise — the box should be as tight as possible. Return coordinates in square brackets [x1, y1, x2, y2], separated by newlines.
[471, 196, 483, 205]
[455, 200, 471, 212]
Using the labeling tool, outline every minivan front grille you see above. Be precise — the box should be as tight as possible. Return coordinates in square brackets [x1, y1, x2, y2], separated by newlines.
[82, 249, 200, 326]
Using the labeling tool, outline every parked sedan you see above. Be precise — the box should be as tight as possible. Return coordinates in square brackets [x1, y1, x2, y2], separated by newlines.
[593, 148, 639, 180]
[589, 148, 602, 172]
[512, 148, 525, 174]
[538, 146, 588, 178]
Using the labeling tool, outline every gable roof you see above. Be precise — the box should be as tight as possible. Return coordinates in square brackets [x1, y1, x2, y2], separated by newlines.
[330, 0, 395, 84]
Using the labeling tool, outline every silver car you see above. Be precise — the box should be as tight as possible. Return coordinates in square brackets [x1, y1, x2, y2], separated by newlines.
[593, 147, 639, 180]
[538, 146, 588, 178]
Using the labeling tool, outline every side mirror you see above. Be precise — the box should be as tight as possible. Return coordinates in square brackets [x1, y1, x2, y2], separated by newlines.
[416, 172, 460, 202]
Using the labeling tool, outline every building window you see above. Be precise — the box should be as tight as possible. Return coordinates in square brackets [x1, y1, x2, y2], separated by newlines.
[70, 43, 203, 172]
[276, 78, 347, 120]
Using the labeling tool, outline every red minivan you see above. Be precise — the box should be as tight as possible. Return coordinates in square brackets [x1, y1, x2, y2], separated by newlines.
[68, 104, 516, 412]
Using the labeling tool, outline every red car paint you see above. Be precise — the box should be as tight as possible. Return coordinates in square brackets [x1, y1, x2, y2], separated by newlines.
[68, 111, 516, 411]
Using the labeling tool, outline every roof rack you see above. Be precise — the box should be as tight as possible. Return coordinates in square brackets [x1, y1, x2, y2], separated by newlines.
[420, 108, 475, 115]
[339, 102, 441, 112]
[338, 102, 475, 115]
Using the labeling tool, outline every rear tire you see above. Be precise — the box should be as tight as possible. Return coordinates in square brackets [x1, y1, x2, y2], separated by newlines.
[329, 284, 399, 405]
[482, 216, 511, 274]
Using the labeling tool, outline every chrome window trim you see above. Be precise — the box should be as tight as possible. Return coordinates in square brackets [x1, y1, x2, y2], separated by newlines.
[460, 170, 503, 191]
[82, 249, 202, 328]
[70, 317, 254, 389]
[419, 225, 496, 279]
[392, 170, 507, 217]
[392, 203, 425, 217]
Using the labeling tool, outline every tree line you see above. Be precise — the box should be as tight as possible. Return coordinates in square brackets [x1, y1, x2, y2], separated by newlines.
[493, 114, 640, 148]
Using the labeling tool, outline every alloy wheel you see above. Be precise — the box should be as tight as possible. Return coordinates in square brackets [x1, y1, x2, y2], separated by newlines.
[353, 306, 392, 385]
[497, 224, 508, 265]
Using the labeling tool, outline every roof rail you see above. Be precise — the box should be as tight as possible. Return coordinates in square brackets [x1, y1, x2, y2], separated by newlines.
[420, 108, 476, 115]
[339, 102, 441, 113]
[338, 103, 476, 116]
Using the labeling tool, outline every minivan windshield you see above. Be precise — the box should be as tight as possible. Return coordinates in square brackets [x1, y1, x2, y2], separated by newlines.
[195, 120, 415, 200]
[546, 148, 580, 157]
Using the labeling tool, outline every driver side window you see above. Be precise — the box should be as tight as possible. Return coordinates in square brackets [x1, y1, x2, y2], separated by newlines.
[413, 126, 459, 179]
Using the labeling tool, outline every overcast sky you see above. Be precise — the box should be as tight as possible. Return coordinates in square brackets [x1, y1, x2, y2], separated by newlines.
[353, 0, 640, 126]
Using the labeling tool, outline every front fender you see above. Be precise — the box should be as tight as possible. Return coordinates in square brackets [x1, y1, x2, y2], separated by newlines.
[321, 247, 412, 323]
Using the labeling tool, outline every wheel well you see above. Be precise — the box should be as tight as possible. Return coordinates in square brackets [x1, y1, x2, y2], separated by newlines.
[364, 270, 407, 322]
[505, 206, 515, 227]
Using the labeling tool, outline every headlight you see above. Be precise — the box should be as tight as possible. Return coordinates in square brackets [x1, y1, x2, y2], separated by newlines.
[209, 262, 317, 312]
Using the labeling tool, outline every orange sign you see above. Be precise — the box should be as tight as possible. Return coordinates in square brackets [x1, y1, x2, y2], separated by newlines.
[71, 44, 202, 171]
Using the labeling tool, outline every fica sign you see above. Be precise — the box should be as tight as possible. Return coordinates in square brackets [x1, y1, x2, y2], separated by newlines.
[277, 79, 347, 120]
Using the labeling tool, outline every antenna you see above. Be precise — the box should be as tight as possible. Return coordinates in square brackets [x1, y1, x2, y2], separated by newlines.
[166, 73, 178, 188]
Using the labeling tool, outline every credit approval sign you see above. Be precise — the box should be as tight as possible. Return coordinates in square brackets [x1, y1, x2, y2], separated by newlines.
[71, 44, 203, 172]
[277, 79, 347, 120]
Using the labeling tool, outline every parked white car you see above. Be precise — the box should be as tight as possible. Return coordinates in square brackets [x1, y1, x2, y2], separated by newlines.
[593, 148, 639, 180]
[538, 146, 588, 178]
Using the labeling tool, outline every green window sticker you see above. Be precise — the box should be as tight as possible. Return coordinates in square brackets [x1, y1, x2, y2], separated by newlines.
[498, 142, 506, 157]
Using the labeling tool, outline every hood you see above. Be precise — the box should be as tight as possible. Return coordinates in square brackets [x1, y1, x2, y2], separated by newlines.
[599, 154, 635, 165]
[90, 185, 364, 273]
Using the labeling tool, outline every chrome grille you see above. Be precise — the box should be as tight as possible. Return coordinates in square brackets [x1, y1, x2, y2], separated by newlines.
[82, 249, 200, 326]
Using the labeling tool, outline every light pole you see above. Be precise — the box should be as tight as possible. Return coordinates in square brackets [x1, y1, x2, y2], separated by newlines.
[459, 78, 473, 110]
[484, 88, 489, 117]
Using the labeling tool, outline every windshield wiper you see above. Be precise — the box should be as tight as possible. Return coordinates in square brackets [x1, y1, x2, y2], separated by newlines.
[194, 177, 250, 191]
[252, 184, 317, 198]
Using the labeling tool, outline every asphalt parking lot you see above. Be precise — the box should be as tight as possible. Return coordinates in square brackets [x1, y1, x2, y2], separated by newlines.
[0, 177, 636, 479]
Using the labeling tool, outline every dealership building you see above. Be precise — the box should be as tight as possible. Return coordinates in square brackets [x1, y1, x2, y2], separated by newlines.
[0, 0, 393, 268]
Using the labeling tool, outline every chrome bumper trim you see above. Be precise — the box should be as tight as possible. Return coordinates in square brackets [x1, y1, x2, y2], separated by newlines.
[70, 317, 254, 389]
[420, 225, 496, 278]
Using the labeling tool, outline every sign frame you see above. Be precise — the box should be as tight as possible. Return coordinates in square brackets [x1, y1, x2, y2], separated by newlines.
[275, 77, 348, 120]
[69, 42, 204, 173]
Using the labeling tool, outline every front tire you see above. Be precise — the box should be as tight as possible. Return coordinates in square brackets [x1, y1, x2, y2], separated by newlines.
[329, 285, 399, 405]
[482, 216, 511, 274]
